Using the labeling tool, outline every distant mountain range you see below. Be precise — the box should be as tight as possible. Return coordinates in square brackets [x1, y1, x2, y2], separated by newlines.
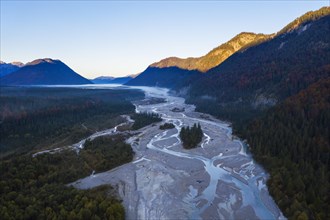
[0, 58, 91, 85]
[0, 61, 24, 78]
[0, 59, 134, 86]
[92, 76, 133, 84]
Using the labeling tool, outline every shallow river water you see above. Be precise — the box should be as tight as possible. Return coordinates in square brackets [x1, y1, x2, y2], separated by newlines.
[70, 85, 285, 220]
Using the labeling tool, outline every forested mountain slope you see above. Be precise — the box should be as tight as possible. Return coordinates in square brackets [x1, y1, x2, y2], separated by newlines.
[150, 32, 271, 72]
[126, 32, 271, 88]
[241, 78, 330, 220]
[184, 12, 330, 124]
[125, 66, 200, 88]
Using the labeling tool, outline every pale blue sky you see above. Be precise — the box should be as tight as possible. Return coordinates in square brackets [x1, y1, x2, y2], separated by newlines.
[1, 1, 328, 78]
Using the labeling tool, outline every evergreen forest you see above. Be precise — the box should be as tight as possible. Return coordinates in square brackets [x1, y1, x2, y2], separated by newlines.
[0, 87, 144, 219]
[179, 123, 203, 149]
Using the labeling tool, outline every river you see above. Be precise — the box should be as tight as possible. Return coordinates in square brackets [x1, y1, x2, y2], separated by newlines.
[70, 85, 285, 220]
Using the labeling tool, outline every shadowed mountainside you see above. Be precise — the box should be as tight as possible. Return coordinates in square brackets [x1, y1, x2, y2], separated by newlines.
[0, 61, 24, 78]
[126, 33, 271, 88]
[240, 77, 330, 219]
[125, 66, 200, 88]
[0, 58, 91, 85]
[92, 76, 133, 84]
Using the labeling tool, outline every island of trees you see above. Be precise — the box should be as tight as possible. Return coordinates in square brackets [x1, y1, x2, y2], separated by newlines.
[159, 123, 175, 130]
[179, 123, 203, 149]
[131, 112, 162, 130]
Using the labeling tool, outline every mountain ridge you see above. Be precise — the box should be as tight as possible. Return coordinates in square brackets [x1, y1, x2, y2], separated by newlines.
[277, 6, 330, 35]
[129, 7, 330, 90]
[126, 32, 271, 87]
[92, 76, 133, 84]
[0, 61, 24, 78]
[1, 58, 92, 85]
[150, 32, 272, 72]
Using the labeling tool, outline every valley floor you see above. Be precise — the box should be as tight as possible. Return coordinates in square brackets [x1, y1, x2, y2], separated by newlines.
[70, 86, 284, 220]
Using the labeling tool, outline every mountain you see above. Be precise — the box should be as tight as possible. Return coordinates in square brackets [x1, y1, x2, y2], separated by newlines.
[92, 76, 114, 83]
[0, 58, 92, 85]
[0, 61, 24, 77]
[11, 62, 25, 67]
[92, 76, 133, 84]
[125, 66, 200, 88]
[277, 6, 330, 35]
[151, 32, 272, 72]
[126, 32, 271, 88]
[183, 8, 330, 123]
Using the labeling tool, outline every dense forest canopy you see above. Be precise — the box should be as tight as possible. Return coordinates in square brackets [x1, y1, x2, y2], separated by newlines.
[0, 87, 144, 219]
[159, 123, 175, 130]
[240, 78, 330, 220]
[179, 123, 203, 149]
[0, 87, 144, 156]
[0, 134, 134, 219]
[131, 112, 162, 130]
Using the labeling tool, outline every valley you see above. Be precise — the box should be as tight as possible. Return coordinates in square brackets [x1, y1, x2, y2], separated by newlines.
[1, 4, 329, 220]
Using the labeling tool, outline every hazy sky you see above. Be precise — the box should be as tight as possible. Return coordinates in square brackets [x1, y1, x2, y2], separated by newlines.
[1, 1, 328, 78]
